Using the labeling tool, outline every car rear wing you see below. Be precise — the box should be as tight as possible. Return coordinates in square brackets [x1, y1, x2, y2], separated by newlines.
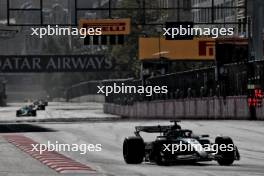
[135, 121, 182, 136]
[135, 125, 172, 135]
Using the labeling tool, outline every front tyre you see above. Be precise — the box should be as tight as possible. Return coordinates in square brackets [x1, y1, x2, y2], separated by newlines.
[215, 136, 235, 166]
[31, 110, 37, 117]
[123, 136, 144, 164]
[16, 110, 20, 117]
[153, 142, 168, 166]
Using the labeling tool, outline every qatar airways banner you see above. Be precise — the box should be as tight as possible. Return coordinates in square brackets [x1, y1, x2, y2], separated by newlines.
[0, 55, 114, 72]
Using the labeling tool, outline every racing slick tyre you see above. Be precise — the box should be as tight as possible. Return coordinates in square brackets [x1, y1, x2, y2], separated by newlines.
[215, 136, 235, 166]
[16, 111, 20, 117]
[31, 110, 37, 117]
[123, 136, 144, 164]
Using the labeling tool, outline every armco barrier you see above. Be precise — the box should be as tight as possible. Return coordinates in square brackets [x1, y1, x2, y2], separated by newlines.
[103, 96, 264, 120]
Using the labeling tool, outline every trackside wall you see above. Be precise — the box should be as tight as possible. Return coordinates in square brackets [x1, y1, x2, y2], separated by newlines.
[103, 96, 262, 120]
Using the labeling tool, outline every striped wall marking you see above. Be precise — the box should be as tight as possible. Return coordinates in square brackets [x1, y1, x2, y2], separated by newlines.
[3, 135, 96, 174]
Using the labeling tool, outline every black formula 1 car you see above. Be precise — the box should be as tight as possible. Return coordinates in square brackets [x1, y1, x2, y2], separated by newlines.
[123, 121, 240, 166]
[40, 99, 48, 106]
[16, 106, 37, 117]
[33, 100, 47, 110]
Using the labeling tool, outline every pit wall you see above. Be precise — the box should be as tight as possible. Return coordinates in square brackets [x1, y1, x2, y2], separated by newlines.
[104, 96, 264, 120]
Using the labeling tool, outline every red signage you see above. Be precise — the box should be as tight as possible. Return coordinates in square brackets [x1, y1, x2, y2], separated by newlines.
[248, 89, 263, 107]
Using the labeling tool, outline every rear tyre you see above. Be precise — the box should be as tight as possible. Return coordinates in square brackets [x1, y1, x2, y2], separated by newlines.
[123, 136, 144, 164]
[215, 136, 235, 166]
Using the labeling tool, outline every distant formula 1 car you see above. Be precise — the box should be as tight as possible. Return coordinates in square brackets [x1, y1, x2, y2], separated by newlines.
[33, 100, 47, 110]
[123, 121, 240, 166]
[16, 106, 37, 117]
[40, 99, 48, 106]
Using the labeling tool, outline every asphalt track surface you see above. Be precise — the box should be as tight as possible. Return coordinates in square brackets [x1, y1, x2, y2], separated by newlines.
[0, 102, 264, 176]
[0, 102, 119, 122]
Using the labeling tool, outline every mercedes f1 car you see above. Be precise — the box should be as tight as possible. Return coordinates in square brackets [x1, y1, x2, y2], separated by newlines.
[16, 106, 37, 117]
[123, 121, 240, 166]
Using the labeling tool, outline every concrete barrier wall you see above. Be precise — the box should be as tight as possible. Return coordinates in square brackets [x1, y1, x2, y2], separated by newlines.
[70, 95, 105, 103]
[256, 105, 264, 120]
[174, 100, 184, 118]
[104, 96, 264, 120]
